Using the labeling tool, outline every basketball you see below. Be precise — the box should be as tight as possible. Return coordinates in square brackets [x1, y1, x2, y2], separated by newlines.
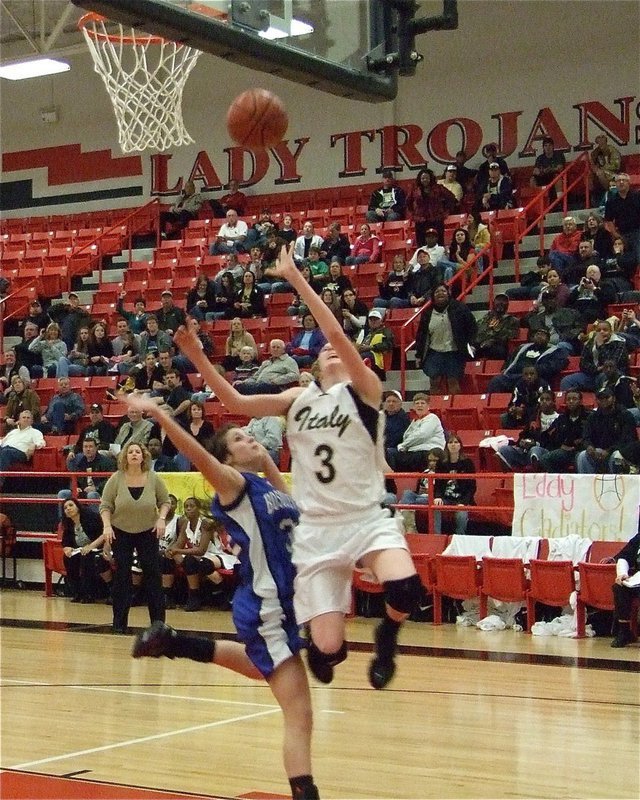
[226, 88, 288, 148]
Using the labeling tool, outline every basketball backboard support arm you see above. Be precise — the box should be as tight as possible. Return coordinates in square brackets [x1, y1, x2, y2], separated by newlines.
[71, 0, 398, 102]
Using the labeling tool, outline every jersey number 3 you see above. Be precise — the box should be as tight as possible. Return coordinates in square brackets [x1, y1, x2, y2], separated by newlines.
[314, 444, 335, 484]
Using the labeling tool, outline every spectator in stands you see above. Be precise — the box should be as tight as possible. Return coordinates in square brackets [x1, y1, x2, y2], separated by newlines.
[99, 441, 170, 634]
[111, 329, 140, 378]
[563, 239, 603, 287]
[382, 390, 410, 450]
[173, 401, 216, 472]
[464, 211, 491, 255]
[236, 339, 299, 395]
[437, 164, 464, 202]
[210, 208, 249, 255]
[473, 293, 520, 360]
[602, 236, 637, 294]
[406, 168, 456, 246]
[148, 437, 177, 472]
[58, 437, 116, 513]
[39, 376, 85, 434]
[415, 283, 477, 394]
[222, 317, 259, 372]
[346, 223, 382, 265]
[547, 215, 582, 275]
[0, 410, 45, 488]
[86, 322, 113, 377]
[159, 180, 205, 239]
[506, 255, 552, 301]
[245, 208, 277, 249]
[174, 317, 213, 376]
[232, 345, 261, 384]
[57, 326, 90, 378]
[575, 387, 638, 473]
[475, 143, 511, 191]
[4, 375, 40, 431]
[477, 162, 514, 211]
[500, 365, 551, 428]
[28, 321, 67, 377]
[278, 213, 297, 246]
[217, 179, 247, 217]
[243, 416, 283, 466]
[48, 292, 92, 350]
[116, 294, 148, 335]
[138, 315, 173, 358]
[293, 221, 324, 265]
[320, 287, 343, 325]
[22, 298, 51, 333]
[340, 288, 369, 341]
[128, 352, 163, 397]
[560, 319, 629, 392]
[617, 304, 640, 351]
[487, 327, 568, 393]
[366, 169, 407, 224]
[408, 228, 446, 269]
[404, 250, 442, 309]
[324, 259, 353, 298]
[590, 135, 622, 198]
[398, 446, 445, 533]
[532, 268, 571, 309]
[320, 222, 350, 265]
[68, 403, 116, 462]
[497, 390, 559, 469]
[526, 289, 584, 354]
[0, 349, 30, 402]
[373, 254, 410, 309]
[111, 405, 154, 453]
[164, 497, 237, 611]
[14, 321, 43, 379]
[433, 433, 476, 535]
[566, 265, 616, 325]
[595, 359, 637, 412]
[531, 136, 566, 199]
[207, 272, 238, 320]
[532, 389, 589, 472]
[386, 392, 445, 472]
[305, 246, 330, 288]
[286, 313, 327, 367]
[610, 530, 640, 648]
[454, 150, 477, 194]
[155, 369, 192, 427]
[155, 291, 187, 337]
[186, 274, 217, 321]
[355, 309, 394, 379]
[229, 270, 266, 319]
[581, 212, 614, 260]
[440, 227, 475, 284]
[61, 497, 112, 603]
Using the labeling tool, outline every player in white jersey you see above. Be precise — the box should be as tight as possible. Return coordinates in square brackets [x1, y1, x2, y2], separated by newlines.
[174, 244, 421, 690]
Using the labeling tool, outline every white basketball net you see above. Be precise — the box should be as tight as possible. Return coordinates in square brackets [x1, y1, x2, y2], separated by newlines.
[80, 17, 201, 153]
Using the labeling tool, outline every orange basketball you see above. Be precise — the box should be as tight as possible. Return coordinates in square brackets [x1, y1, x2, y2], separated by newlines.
[226, 88, 288, 149]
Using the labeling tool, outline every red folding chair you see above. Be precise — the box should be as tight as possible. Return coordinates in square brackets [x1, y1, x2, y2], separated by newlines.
[432, 555, 482, 625]
[480, 557, 528, 619]
[526, 560, 575, 632]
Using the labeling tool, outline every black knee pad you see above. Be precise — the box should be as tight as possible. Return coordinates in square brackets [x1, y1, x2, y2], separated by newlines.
[182, 554, 200, 576]
[160, 556, 175, 575]
[383, 573, 422, 615]
[308, 640, 348, 667]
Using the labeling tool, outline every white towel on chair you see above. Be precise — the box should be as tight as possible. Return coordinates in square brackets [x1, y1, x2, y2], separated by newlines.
[443, 534, 493, 560]
[490, 536, 541, 563]
[547, 534, 592, 565]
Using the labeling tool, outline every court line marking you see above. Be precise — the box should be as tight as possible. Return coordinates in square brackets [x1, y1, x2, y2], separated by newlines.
[0, 677, 345, 713]
[11, 708, 282, 769]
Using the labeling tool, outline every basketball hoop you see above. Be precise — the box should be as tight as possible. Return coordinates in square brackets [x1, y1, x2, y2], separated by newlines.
[79, 13, 201, 153]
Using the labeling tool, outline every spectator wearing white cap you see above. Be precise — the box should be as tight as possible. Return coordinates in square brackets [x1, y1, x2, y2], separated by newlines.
[437, 164, 464, 202]
[354, 309, 394, 380]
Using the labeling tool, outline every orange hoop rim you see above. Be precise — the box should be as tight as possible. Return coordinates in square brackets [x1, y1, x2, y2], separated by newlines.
[78, 12, 171, 45]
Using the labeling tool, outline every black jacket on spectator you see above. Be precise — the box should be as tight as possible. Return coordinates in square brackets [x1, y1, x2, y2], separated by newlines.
[415, 299, 477, 363]
[581, 405, 638, 453]
[544, 407, 589, 450]
[500, 342, 569, 382]
[434, 459, 476, 505]
[61, 506, 103, 549]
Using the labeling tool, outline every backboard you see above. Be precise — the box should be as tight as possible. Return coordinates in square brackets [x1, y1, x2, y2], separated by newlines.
[71, 0, 457, 102]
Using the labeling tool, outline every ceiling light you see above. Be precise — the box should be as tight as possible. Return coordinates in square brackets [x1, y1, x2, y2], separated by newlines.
[259, 19, 314, 40]
[0, 58, 70, 81]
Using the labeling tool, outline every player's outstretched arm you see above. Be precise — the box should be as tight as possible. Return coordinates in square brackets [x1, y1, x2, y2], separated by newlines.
[272, 244, 382, 406]
[124, 395, 243, 505]
[173, 322, 301, 418]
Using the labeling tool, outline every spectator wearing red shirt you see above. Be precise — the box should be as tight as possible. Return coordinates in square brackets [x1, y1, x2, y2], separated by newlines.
[548, 216, 582, 276]
[346, 223, 382, 265]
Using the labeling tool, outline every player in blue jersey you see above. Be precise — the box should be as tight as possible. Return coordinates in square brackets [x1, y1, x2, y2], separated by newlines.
[129, 396, 320, 800]
[173, 244, 421, 691]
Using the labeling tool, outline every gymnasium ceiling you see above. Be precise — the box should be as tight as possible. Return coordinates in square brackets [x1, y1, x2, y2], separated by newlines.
[0, 1, 91, 64]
